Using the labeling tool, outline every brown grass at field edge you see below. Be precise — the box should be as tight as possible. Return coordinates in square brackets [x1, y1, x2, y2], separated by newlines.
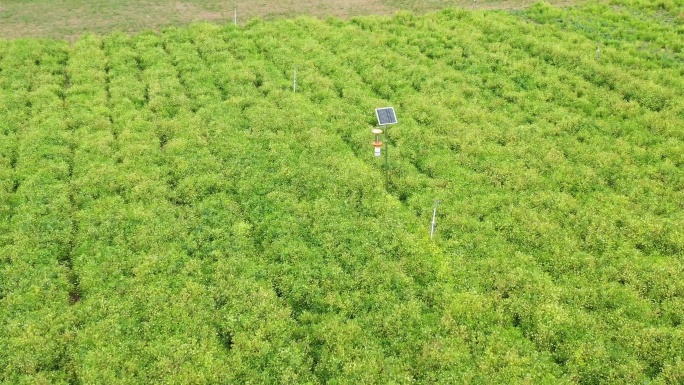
[0, 0, 594, 41]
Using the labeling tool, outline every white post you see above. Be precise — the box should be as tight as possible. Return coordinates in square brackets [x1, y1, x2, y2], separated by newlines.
[234, 7, 238, 26]
[430, 200, 440, 238]
[293, 66, 297, 93]
[596, 42, 600, 61]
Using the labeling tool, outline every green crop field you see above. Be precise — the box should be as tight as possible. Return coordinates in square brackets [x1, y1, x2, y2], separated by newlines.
[1, 0, 683, 383]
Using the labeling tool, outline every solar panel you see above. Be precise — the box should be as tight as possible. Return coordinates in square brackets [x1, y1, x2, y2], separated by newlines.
[375, 107, 397, 126]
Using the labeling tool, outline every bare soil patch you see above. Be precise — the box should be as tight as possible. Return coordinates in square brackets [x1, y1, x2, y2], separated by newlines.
[174, 1, 223, 22]
[0, 0, 589, 41]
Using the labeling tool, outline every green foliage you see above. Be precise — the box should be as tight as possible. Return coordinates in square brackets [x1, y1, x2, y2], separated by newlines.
[2, 1, 684, 383]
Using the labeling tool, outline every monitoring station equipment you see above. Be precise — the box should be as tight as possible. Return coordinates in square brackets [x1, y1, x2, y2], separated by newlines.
[372, 107, 398, 185]
[372, 128, 383, 157]
[376, 107, 398, 126]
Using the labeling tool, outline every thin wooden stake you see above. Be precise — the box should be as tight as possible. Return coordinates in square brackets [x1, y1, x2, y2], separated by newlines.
[430, 200, 440, 238]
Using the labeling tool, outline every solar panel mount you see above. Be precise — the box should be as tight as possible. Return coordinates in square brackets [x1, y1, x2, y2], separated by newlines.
[375, 107, 398, 126]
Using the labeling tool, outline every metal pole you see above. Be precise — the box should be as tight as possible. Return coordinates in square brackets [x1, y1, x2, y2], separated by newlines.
[384, 125, 389, 186]
[430, 200, 440, 238]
